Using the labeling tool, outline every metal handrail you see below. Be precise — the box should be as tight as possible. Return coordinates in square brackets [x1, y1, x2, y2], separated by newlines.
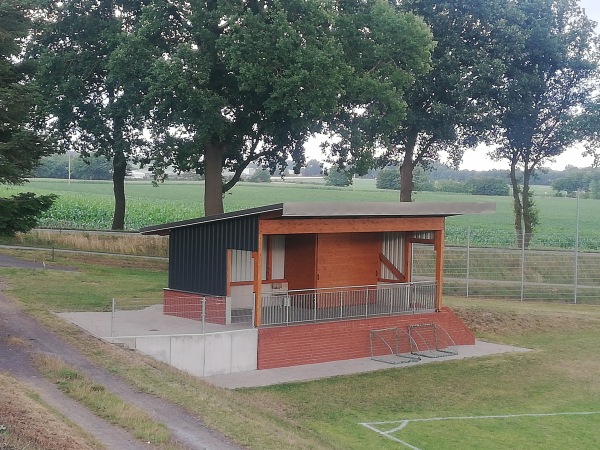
[260, 281, 437, 326]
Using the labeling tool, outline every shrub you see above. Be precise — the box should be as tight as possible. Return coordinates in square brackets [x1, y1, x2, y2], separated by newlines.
[465, 177, 510, 196]
[376, 169, 400, 190]
[435, 180, 469, 193]
[248, 169, 271, 183]
[325, 169, 352, 187]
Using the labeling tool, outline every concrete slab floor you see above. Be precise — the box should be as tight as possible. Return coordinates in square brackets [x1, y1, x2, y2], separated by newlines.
[204, 340, 531, 389]
[57, 305, 252, 339]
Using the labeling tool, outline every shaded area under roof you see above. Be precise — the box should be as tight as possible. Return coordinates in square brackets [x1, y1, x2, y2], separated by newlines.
[140, 201, 496, 236]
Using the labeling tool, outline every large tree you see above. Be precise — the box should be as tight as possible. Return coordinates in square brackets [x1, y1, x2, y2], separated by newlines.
[490, 0, 599, 247]
[30, 0, 150, 230]
[121, 0, 433, 215]
[571, 96, 600, 168]
[0, 1, 55, 236]
[323, 0, 434, 179]
[327, 0, 504, 201]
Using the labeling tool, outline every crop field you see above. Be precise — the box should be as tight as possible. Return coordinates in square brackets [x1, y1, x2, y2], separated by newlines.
[1, 252, 599, 450]
[3, 178, 599, 249]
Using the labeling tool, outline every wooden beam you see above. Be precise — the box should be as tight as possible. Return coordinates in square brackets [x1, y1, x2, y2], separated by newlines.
[404, 237, 412, 283]
[265, 235, 273, 281]
[434, 228, 445, 311]
[379, 253, 406, 282]
[377, 278, 406, 284]
[407, 237, 435, 245]
[259, 217, 445, 235]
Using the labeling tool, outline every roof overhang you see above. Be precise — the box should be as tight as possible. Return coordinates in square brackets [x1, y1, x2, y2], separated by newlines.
[140, 201, 495, 236]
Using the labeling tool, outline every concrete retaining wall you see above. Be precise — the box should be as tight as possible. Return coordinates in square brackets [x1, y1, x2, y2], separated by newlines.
[128, 328, 258, 377]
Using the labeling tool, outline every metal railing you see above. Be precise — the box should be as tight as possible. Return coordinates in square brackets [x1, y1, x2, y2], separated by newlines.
[260, 281, 436, 326]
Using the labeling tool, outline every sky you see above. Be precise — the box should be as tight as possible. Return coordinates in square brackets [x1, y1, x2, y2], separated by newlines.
[306, 0, 600, 171]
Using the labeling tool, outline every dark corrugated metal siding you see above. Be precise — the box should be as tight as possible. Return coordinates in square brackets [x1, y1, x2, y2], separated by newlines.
[168, 215, 259, 296]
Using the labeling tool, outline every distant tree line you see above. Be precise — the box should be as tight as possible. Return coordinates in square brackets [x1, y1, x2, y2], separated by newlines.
[551, 167, 600, 198]
[34, 154, 115, 180]
[376, 168, 510, 196]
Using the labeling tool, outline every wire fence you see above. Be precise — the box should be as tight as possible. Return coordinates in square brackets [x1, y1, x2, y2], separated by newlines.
[414, 229, 600, 304]
[108, 297, 253, 338]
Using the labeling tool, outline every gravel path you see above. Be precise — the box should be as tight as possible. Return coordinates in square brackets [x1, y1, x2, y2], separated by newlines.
[0, 277, 244, 450]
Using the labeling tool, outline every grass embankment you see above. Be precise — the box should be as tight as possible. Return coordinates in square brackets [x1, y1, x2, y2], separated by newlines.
[1, 250, 600, 449]
[0, 371, 101, 450]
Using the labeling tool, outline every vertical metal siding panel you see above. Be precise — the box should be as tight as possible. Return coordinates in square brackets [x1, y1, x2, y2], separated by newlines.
[168, 215, 260, 296]
[414, 231, 434, 240]
[231, 250, 253, 282]
[272, 235, 285, 279]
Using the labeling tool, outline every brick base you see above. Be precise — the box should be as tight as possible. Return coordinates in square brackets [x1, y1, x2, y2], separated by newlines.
[257, 307, 474, 369]
[163, 289, 227, 325]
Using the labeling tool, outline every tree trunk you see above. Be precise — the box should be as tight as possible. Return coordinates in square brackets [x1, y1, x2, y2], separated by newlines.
[204, 143, 225, 216]
[522, 167, 533, 248]
[399, 135, 417, 202]
[509, 159, 523, 248]
[111, 150, 127, 230]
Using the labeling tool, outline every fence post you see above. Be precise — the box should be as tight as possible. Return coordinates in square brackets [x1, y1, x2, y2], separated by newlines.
[574, 191, 580, 304]
[252, 293, 256, 328]
[201, 296, 206, 334]
[520, 232, 525, 302]
[110, 298, 115, 338]
[466, 227, 471, 297]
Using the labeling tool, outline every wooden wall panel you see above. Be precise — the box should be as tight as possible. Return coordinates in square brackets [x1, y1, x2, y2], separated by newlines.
[284, 234, 317, 290]
[316, 233, 382, 288]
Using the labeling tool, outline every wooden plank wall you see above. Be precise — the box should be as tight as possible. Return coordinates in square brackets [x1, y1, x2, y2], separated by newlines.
[316, 232, 382, 288]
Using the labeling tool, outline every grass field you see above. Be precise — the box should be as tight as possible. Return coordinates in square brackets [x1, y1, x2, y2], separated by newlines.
[2, 178, 599, 249]
[1, 251, 599, 449]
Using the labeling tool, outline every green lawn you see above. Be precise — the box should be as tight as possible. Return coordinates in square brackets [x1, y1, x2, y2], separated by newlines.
[239, 298, 600, 449]
[1, 251, 599, 449]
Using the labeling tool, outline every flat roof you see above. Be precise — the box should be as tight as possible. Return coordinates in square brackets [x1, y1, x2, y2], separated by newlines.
[140, 201, 495, 235]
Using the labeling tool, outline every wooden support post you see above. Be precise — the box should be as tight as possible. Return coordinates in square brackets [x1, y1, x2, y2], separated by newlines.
[265, 235, 273, 281]
[253, 233, 263, 327]
[434, 228, 445, 311]
[404, 235, 412, 283]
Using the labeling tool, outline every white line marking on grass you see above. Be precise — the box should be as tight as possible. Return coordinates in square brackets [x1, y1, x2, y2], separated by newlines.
[360, 411, 600, 450]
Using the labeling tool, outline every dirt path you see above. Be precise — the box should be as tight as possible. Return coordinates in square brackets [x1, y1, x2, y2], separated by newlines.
[0, 279, 244, 450]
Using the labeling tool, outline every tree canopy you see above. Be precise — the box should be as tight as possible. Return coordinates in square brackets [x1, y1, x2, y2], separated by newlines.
[490, 0, 599, 246]
[328, 0, 504, 201]
[114, 0, 433, 215]
[0, 1, 55, 236]
[30, 0, 150, 229]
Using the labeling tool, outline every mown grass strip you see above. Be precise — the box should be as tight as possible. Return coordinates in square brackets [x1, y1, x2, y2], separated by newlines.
[34, 354, 172, 446]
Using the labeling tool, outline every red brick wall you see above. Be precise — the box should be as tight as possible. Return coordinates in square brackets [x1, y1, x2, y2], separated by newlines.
[163, 289, 227, 325]
[257, 307, 474, 369]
